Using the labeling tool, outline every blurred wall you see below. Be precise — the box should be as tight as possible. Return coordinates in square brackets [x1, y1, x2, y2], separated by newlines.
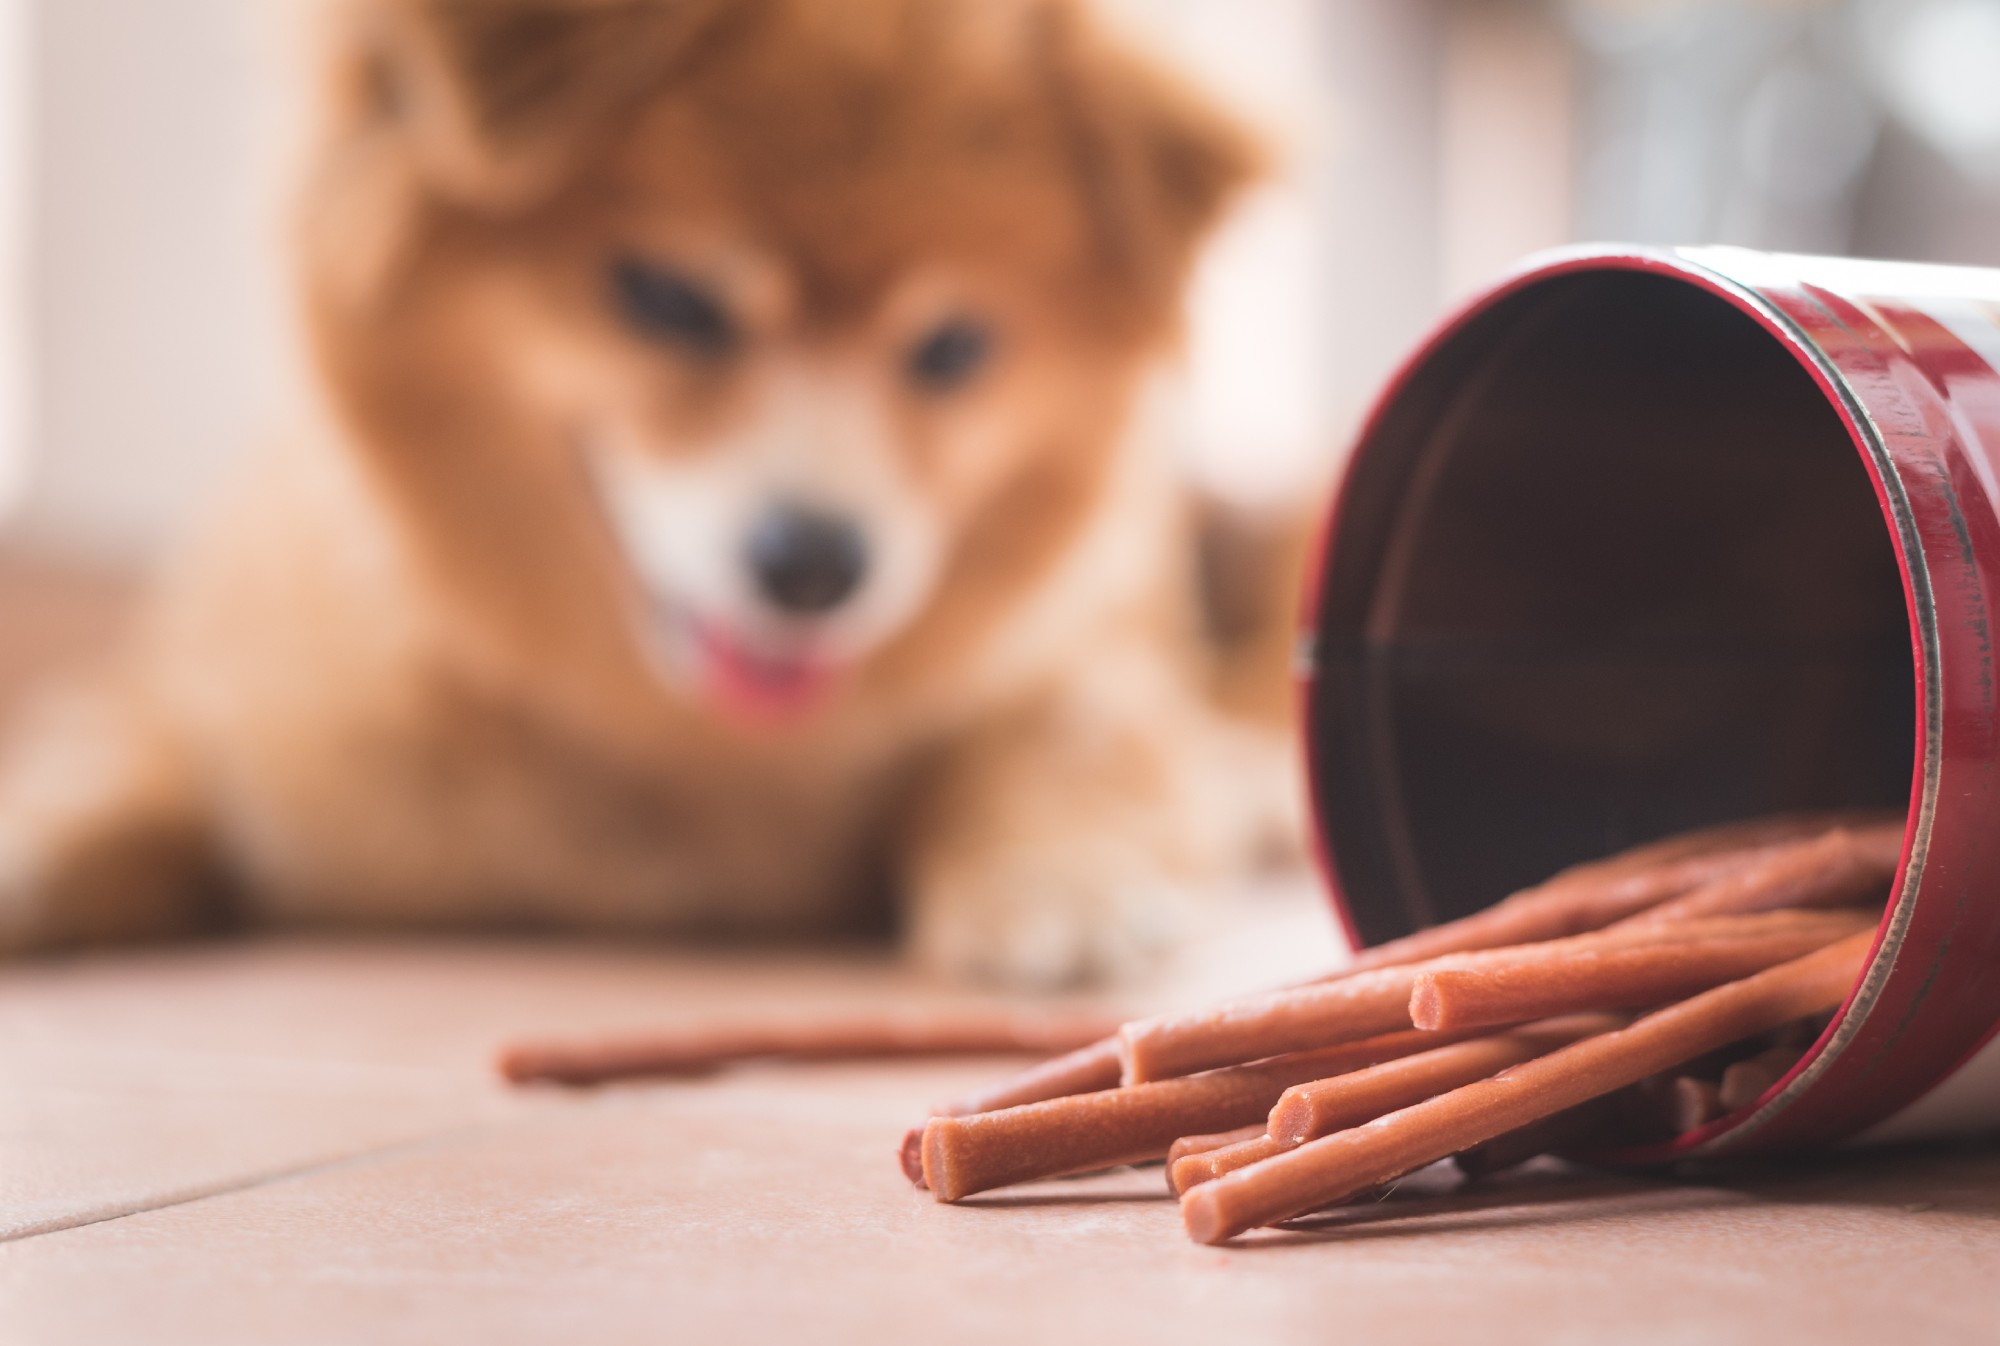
[4, 0, 2000, 565]
[1124, 0, 1439, 505]
[10, 0, 286, 560]
[0, 0, 29, 523]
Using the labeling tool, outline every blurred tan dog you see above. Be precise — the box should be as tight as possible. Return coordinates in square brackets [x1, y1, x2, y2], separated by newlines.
[0, 0, 1298, 983]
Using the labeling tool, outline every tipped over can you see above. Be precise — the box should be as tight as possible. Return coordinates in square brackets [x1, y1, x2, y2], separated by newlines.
[1301, 244, 2000, 1154]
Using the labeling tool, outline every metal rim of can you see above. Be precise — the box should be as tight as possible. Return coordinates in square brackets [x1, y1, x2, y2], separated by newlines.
[1298, 242, 2000, 1158]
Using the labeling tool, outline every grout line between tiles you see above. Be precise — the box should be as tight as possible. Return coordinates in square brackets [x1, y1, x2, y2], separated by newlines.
[0, 1081, 701, 1248]
[0, 1117, 523, 1246]
[0, 1067, 938, 1248]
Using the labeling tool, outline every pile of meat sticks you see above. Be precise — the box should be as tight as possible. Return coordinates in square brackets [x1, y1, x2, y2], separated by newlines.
[901, 812, 1902, 1245]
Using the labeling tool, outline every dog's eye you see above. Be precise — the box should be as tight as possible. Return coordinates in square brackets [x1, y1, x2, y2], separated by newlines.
[611, 257, 736, 356]
[906, 319, 992, 392]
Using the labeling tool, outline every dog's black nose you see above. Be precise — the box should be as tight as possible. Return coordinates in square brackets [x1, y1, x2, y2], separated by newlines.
[745, 504, 869, 614]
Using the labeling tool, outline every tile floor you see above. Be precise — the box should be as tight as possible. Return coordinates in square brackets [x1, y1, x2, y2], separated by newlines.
[3, 928, 1998, 1346]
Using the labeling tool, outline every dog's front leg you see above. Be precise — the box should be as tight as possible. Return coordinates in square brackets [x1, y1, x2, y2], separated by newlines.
[0, 679, 220, 953]
[900, 659, 1233, 986]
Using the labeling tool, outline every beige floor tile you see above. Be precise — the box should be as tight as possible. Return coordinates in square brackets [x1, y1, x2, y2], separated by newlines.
[0, 935, 1119, 1241]
[0, 941, 524, 1240]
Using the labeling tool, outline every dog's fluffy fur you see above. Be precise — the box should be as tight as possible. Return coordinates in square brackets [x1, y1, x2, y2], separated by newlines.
[0, 0, 1296, 983]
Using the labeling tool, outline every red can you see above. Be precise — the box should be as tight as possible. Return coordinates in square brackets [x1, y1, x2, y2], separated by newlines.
[1302, 244, 2000, 1154]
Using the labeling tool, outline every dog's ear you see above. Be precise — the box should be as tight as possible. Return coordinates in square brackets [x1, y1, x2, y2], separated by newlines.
[1035, 3, 1266, 321]
[359, 0, 717, 211]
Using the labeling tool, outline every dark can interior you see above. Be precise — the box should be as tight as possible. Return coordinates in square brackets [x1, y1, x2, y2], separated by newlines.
[1308, 267, 1916, 947]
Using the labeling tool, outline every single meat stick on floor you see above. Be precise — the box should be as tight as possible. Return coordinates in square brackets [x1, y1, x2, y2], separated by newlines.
[501, 1011, 1123, 1086]
[1407, 909, 1875, 1031]
[921, 1027, 1485, 1202]
[1179, 932, 1873, 1245]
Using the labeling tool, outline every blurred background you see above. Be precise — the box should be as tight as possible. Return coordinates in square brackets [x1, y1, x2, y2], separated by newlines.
[0, 0, 1998, 588]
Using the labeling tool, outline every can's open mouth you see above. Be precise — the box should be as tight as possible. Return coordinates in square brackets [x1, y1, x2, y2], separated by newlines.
[1303, 246, 2000, 1154]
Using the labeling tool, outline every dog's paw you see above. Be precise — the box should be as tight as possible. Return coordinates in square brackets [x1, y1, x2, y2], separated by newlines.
[907, 836, 1210, 987]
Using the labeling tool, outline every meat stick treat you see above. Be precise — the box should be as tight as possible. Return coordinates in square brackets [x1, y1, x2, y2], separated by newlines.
[900, 1127, 929, 1186]
[1169, 1132, 1291, 1194]
[1620, 823, 1902, 928]
[930, 1037, 1126, 1117]
[1178, 933, 1872, 1244]
[1167, 1126, 1267, 1169]
[500, 1011, 1121, 1086]
[921, 1028, 1483, 1202]
[1116, 966, 1432, 1086]
[1406, 909, 1874, 1031]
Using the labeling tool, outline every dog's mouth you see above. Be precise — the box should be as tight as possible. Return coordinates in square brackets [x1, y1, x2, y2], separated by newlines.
[682, 613, 839, 721]
[619, 580, 850, 724]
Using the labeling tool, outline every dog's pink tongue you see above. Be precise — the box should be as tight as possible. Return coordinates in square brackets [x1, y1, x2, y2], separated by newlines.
[697, 625, 833, 721]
